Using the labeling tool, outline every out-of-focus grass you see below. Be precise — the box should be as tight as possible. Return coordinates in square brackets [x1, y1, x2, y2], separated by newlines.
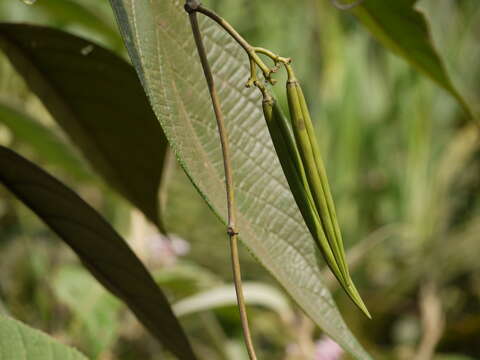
[0, 0, 479, 359]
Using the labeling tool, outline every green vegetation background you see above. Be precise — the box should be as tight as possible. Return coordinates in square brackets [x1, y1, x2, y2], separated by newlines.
[0, 0, 479, 359]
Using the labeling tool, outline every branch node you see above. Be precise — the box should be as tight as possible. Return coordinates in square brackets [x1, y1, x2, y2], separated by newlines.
[184, 0, 200, 14]
[227, 227, 239, 236]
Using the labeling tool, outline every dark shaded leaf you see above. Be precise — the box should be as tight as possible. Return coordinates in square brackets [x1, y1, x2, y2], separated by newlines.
[0, 24, 168, 232]
[34, 0, 121, 46]
[0, 146, 196, 360]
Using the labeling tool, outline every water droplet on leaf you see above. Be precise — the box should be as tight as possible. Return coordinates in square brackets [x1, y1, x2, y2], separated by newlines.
[21, 0, 37, 5]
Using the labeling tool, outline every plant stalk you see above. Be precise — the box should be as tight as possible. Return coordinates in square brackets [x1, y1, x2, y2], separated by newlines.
[194, 5, 271, 77]
[190, 3, 291, 85]
[185, 6, 258, 360]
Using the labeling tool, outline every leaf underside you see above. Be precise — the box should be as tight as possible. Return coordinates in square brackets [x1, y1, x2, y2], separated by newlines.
[109, 1, 371, 358]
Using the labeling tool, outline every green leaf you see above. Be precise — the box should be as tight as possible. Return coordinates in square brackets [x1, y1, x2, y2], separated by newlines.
[0, 146, 196, 360]
[0, 100, 90, 181]
[53, 265, 121, 357]
[350, 0, 472, 118]
[0, 24, 169, 232]
[108, 1, 371, 358]
[173, 282, 294, 323]
[0, 314, 88, 360]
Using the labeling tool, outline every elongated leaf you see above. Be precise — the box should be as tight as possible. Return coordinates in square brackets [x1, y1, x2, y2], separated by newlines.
[0, 314, 88, 360]
[349, 0, 472, 118]
[0, 101, 90, 180]
[0, 146, 196, 360]
[173, 282, 294, 322]
[109, 1, 371, 358]
[0, 24, 168, 232]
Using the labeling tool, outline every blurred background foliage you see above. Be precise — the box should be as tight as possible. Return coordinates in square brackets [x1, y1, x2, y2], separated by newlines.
[0, 0, 479, 359]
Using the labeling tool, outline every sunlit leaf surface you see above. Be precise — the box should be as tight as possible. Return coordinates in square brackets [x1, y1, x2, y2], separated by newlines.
[0, 315, 88, 360]
[109, 1, 371, 358]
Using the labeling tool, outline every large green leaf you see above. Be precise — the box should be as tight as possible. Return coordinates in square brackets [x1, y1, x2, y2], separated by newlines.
[109, 1, 371, 358]
[0, 146, 196, 360]
[349, 0, 472, 118]
[0, 24, 168, 232]
[0, 314, 88, 360]
[0, 101, 90, 181]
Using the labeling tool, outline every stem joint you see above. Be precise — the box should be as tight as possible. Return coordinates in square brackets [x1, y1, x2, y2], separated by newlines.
[227, 227, 239, 236]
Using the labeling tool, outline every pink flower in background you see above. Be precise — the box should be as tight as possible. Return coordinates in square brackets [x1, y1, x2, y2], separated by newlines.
[313, 336, 344, 360]
[146, 233, 190, 266]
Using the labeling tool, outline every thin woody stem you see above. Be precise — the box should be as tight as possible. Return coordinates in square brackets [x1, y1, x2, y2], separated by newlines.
[191, 4, 293, 86]
[285, 63, 297, 82]
[246, 57, 258, 88]
[254, 47, 291, 66]
[185, 6, 258, 360]
[195, 5, 271, 77]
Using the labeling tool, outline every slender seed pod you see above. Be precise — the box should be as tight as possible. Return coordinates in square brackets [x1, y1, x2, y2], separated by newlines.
[284, 67, 371, 318]
[260, 92, 346, 297]
[286, 78, 344, 274]
[296, 86, 368, 310]
[261, 94, 313, 223]
[297, 84, 347, 272]
[292, 81, 349, 280]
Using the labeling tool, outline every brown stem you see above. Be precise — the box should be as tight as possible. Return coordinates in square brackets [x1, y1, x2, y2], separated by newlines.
[194, 6, 270, 76]
[186, 8, 258, 360]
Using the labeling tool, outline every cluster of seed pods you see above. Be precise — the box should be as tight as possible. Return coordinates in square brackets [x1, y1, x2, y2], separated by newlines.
[258, 63, 370, 319]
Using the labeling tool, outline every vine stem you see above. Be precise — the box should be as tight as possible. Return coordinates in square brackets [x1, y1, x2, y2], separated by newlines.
[189, 3, 291, 87]
[195, 5, 271, 79]
[185, 5, 258, 360]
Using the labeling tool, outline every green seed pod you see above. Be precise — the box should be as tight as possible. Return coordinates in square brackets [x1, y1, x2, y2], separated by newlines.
[260, 92, 346, 303]
[286, 79, 344, 272]
[297, 83, 347, 270]
[285, 69, 371, 318]
[261, 94, 311, 208]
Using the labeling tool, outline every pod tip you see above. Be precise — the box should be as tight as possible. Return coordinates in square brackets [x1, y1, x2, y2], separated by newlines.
[346, 282, 372, 319]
